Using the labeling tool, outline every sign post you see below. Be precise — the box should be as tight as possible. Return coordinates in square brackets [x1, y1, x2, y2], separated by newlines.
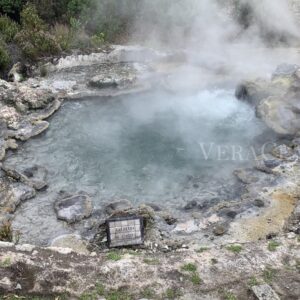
[107, 216, 144, 248]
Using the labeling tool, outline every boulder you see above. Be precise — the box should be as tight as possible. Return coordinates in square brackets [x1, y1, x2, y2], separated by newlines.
[0, 177, 36, 214]
[256, 96, 300, 136]
[172, 220, 198, 234]
[8, 62, 26, 82]
[104, 199, 132, 215]
[54, 194, 93, 224]
[252, 284, 280, 300]
[51, 234, 89, 254]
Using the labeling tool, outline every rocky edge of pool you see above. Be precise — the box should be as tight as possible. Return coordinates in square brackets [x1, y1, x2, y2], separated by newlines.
[0, 46, 300, 299]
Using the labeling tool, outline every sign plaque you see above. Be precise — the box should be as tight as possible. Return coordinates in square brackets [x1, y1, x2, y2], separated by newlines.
[107, 216, 144, 248]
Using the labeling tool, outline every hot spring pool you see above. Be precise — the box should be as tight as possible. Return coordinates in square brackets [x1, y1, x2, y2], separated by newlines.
[5, 88, 269, 244]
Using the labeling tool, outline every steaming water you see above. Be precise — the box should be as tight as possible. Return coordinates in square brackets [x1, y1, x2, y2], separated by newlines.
[6, 88, 269, 245]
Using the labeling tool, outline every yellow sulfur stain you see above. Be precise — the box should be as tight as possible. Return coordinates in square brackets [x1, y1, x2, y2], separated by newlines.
[231, 191, 297, 242]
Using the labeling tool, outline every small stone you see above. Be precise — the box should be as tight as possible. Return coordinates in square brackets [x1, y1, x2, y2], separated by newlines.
[15, 283, 22, 290]
[104, 199, 132, 215]
[254, 199, 265, 208]
[172, 220, 198, 234]
[226, 211, 238, 219]
[213, 224, 227, 236]
[0, 277, 13, 290]
[16, 244, 35, 252]
[252, 284, 280, 300]
[51, 234, 90, 254]
[54, 194, 93, 224]
[183, 200, 198, 210]
[287, 232, 296, 239]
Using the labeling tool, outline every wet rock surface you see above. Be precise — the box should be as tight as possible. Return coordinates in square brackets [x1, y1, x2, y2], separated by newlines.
[237, 63, 300, 136]
[54, 193, 93, 224]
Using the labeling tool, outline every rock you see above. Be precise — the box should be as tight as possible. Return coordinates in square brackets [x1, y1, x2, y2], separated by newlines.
[272, 63, 299, 78]
[256, 96, 300, 136]
[8, 62, 26, 82]
[51, 234, 89, 255]
[54, 194, 93, 224]
[271, 144, 294, 159]
[0, 177, 36, 214]
[252, 284, 280, 300]
[172, 220, 198, 234]
[145, 203, 161, 211]
[14, 120, 49, 141]
[226, 211, 238, 219]
[23, 165, 48, 191]
[89, 74, 119, 88]
[213, 224, 228, 236]
[104, 199, 132, 215]
[0, 277, 13, 291]
[234, 169, 259, 184]
[16, 244, 35, 252]
[1, 164, 47, 191]
[253, 199, 265, 208]
[183, 200, 198, 210]
[0, 140, 6, 161]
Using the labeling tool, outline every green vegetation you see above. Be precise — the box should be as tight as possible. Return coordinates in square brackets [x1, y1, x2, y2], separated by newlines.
[0, 15, 19, 42]
[226, 244, 243, 254]
[248, 276, 259, 287]
[181, 263, 197, 272]
[143, 258, 160, 265]
[196, 246, 210, 253]
[0, 257, 11, 267]
[164, 288, 182, 299]
[80, 285, 133, 300]
[267, 241, 281, 252]
[262, 266, 277, 283]
[0, 221, 13, 242]
[223, 291, 237, 300]
[181, 262, 202, 285]
[107, 251, 122, 261]
[141, 287, 157, 299]
[190, 272, 202, 285]
[0, 42, 10, 71]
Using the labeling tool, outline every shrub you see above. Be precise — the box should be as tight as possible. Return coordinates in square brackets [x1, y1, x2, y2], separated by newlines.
[0, 0, 24, 20]
[90, 32, 105, 47]
[181, 263, 197, 272]
[15, 30, 61, 60]
[226, 244, 243, 254]
[15, 4, 61, 59]
[20, 3, 45, 31]
[0, 41, 10, 71]
[51, 23, 73, 51]
[0, 221, 13, 241]
[268, 241, 280, 252]
[0, 15, 19, 42]
[107, 251, 122, 261]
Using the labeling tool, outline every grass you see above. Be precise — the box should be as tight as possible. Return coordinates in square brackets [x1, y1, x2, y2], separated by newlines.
[141, 287, 157, 299]
[106, 291, 132, 300]
[165, 288, 181, 299]
[248, 276, 259, 287]
[0, 257, 11, 268]
[107, 251, 122, 261]
[190, 273, 202, 285]
[223, 291, 237, 300]
[268, 241, 281, 252]
[226, 244, 243, 254]
[0, 222, 13, 242]
[143, 258, 160, 265]
[262, 266, 277, 283]
[196, 246, 210, 253]
[181, 263, 197, 272]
